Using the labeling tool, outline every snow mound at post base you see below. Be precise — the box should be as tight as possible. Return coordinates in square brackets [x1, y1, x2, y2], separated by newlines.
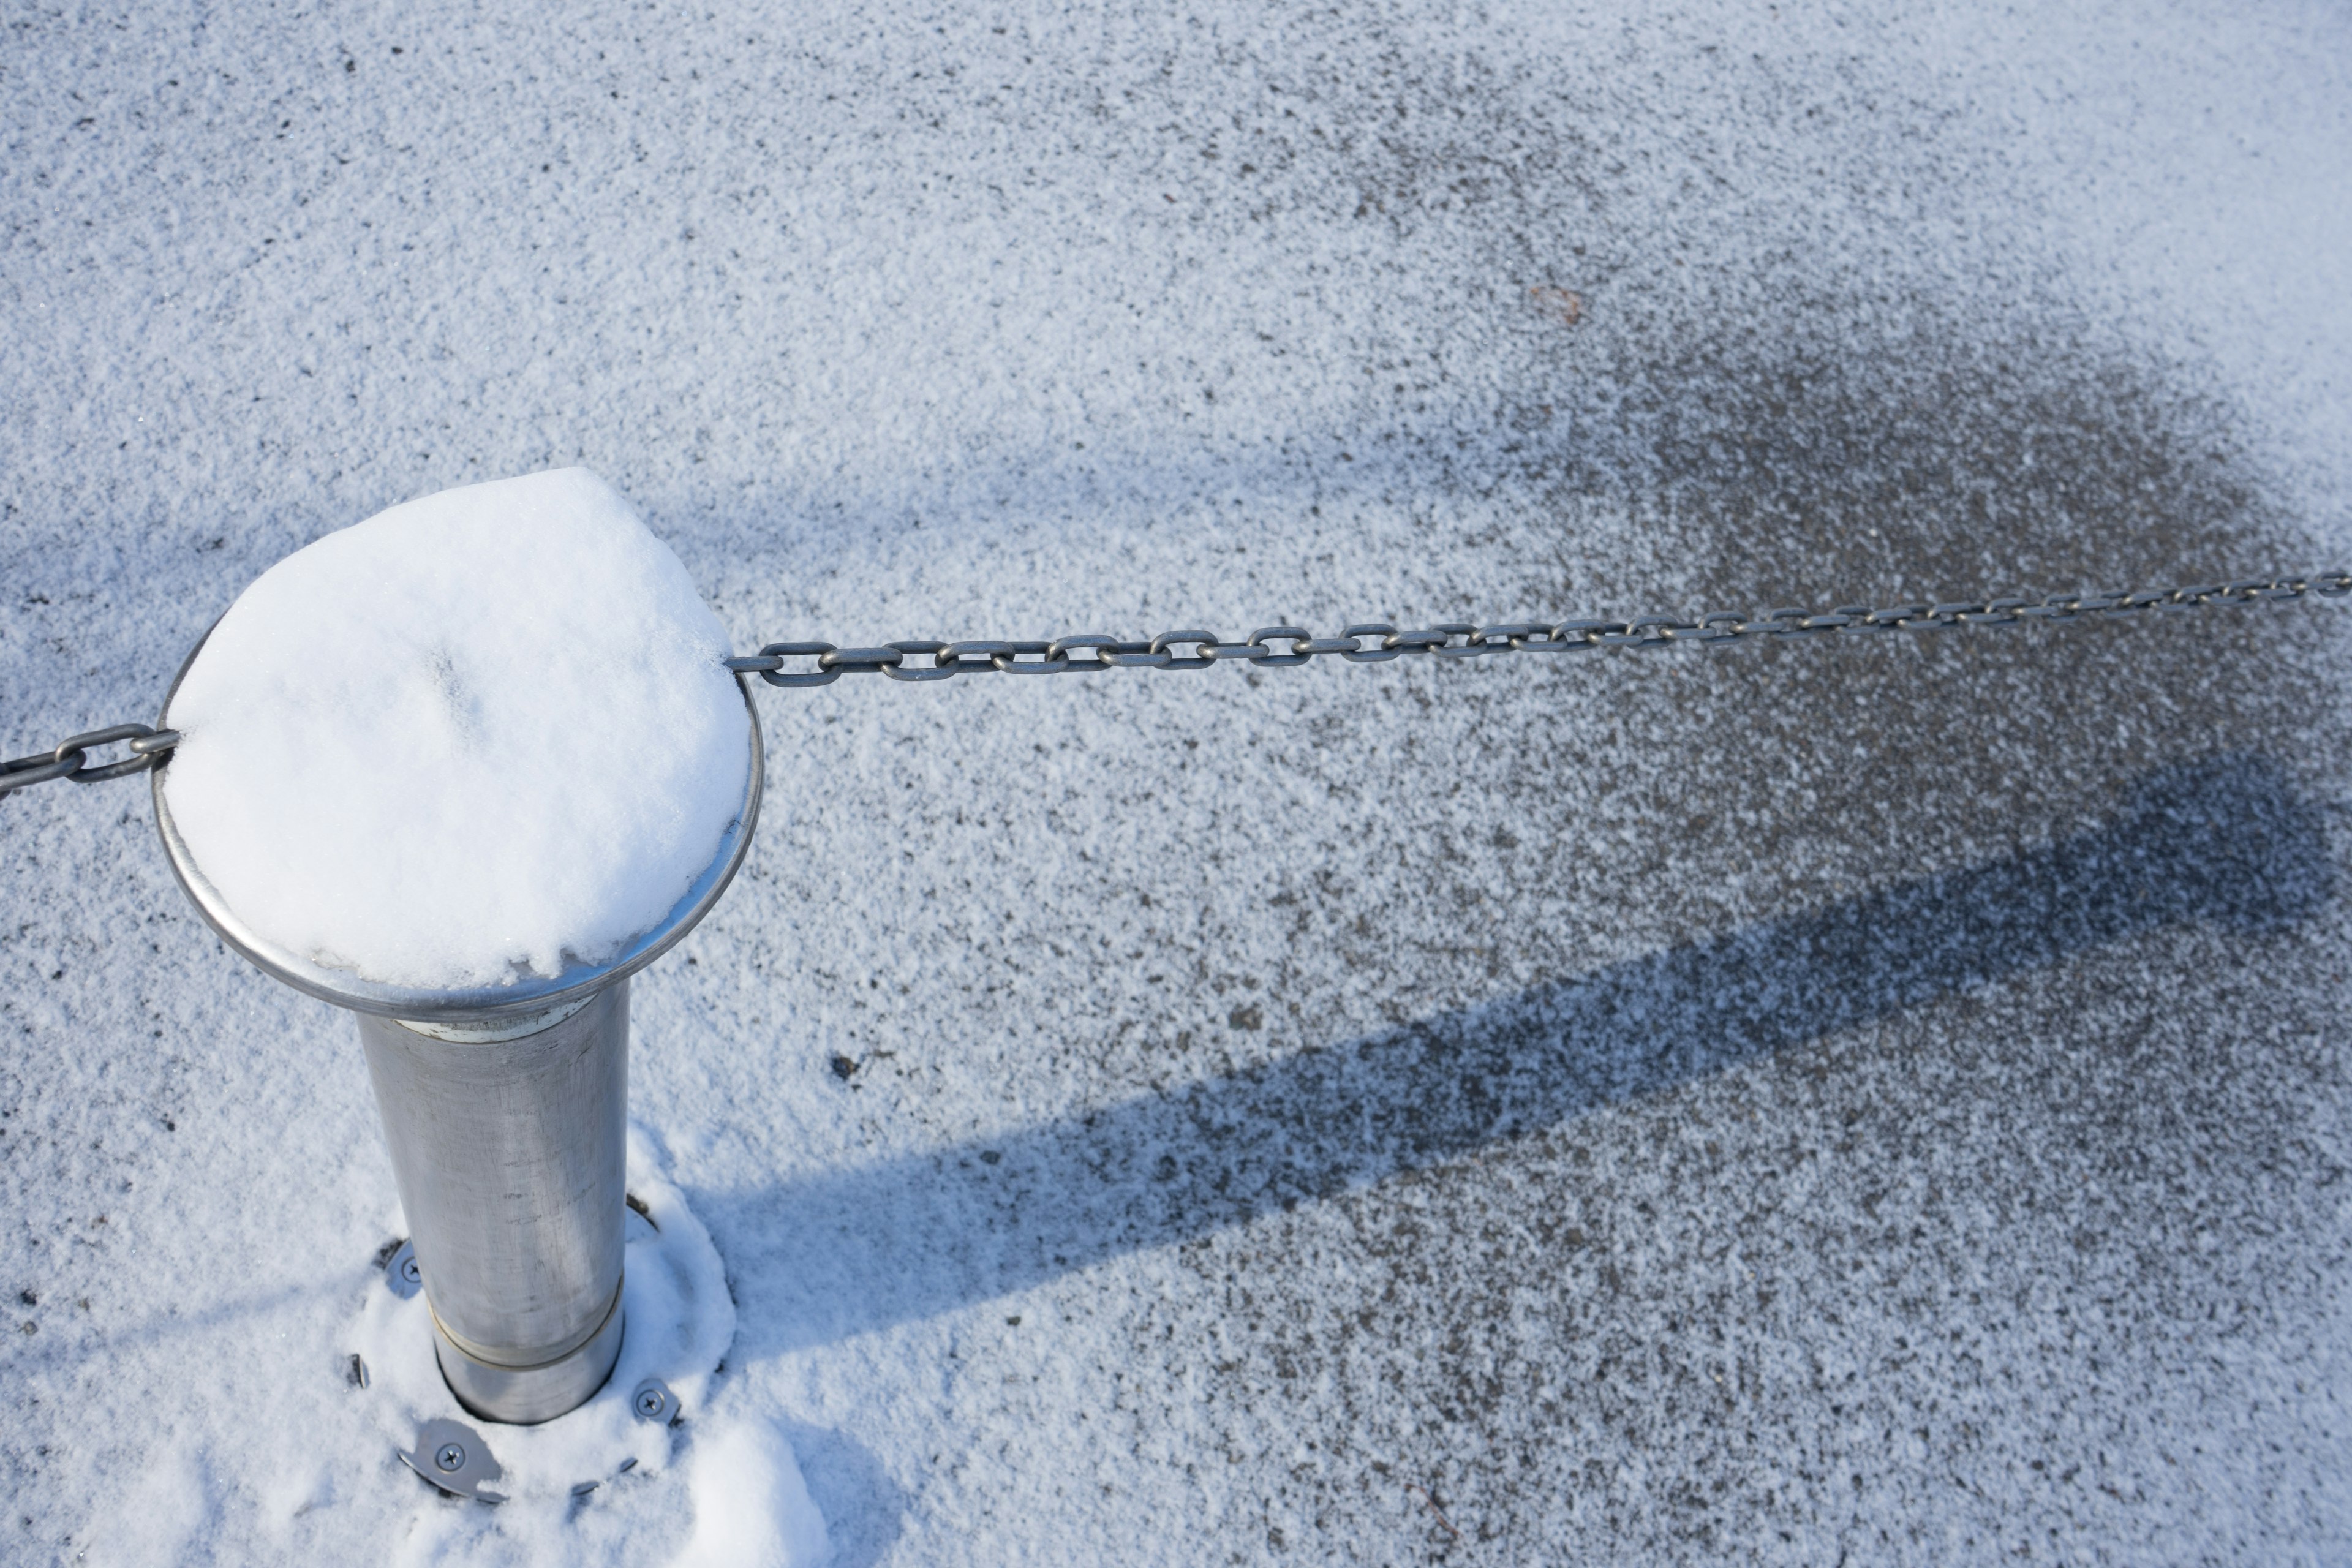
[350, 1126, 827, 1563]
[162, 469, 748, 990]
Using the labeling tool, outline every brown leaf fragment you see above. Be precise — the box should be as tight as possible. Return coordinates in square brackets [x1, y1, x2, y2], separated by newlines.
[1529, 285, 1583, 325]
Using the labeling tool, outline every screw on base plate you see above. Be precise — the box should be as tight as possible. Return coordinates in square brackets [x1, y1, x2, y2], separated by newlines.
[631, 1377, 677, 1425]
[383, 1240, 422, 1300]
[399, 1417, 505, 1503]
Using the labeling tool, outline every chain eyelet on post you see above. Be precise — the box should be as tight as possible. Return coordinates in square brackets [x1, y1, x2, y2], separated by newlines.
[1, 723, 179, 796]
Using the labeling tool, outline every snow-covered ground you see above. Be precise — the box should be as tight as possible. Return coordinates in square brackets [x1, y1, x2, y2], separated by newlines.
[7, 1, 2352, 1562]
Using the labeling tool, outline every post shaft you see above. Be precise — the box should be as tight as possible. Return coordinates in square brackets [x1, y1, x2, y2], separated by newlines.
[357, 981, 631, 1424]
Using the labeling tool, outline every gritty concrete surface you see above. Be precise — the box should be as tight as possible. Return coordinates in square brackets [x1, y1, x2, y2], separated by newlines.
[4, 2, 2352, 1562]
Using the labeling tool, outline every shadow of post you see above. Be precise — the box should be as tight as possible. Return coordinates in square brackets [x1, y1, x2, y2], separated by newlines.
[714, 752, 2332, 1358]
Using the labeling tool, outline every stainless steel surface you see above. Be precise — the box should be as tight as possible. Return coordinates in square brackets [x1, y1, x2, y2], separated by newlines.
[149, 633, 764, 1025]
[398, 995, 595, 1043]
[399, 1417, 506, 1503]
[0, 722, 178, 795]
[383, 1240, 422, 1300]
[434, 1280, 626, 1427]
[721, 573, 2352, 686]
[140, 627, 761, 1430]
[361, 982, 630, 1424]
[630, 1377, 677, 1425]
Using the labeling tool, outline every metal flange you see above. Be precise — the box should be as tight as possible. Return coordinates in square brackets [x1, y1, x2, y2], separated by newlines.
[398, 1417, 505, 1503]
[382, 1239, 422, 1300]
[631, 1377, 678, 1425]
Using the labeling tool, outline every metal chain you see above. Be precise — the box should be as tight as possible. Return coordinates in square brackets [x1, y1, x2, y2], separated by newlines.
[726, 573, 2352, 688]
[8, 574, 2346, 797]
[0, 724, 181, 798]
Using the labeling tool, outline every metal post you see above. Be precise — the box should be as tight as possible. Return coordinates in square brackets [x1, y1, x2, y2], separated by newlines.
[153, 637, 763, 1430]
[358, 983, 631, 1425]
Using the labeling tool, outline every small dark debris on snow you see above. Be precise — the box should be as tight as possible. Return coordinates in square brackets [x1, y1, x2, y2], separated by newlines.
[1528, 284, 1584, 325]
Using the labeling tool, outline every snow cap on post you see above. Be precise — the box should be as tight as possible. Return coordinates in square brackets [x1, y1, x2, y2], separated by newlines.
[158, 468, 755, 1000]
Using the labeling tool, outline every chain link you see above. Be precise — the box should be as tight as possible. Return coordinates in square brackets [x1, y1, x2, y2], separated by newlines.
[726, 573, 2352, 688]
[7, 573, 2345, 798]
[0, 725, 181, 799]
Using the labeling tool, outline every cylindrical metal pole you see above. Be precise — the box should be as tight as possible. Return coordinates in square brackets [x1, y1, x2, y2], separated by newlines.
[357, 981, 631, 1425]
[157, 639, 761, 1430]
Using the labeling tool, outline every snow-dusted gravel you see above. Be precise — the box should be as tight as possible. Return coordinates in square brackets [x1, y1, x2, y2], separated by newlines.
[6, 2, 2352, 1564]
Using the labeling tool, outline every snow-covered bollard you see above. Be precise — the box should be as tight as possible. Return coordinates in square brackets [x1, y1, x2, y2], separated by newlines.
[149, 470, 760, 1425]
